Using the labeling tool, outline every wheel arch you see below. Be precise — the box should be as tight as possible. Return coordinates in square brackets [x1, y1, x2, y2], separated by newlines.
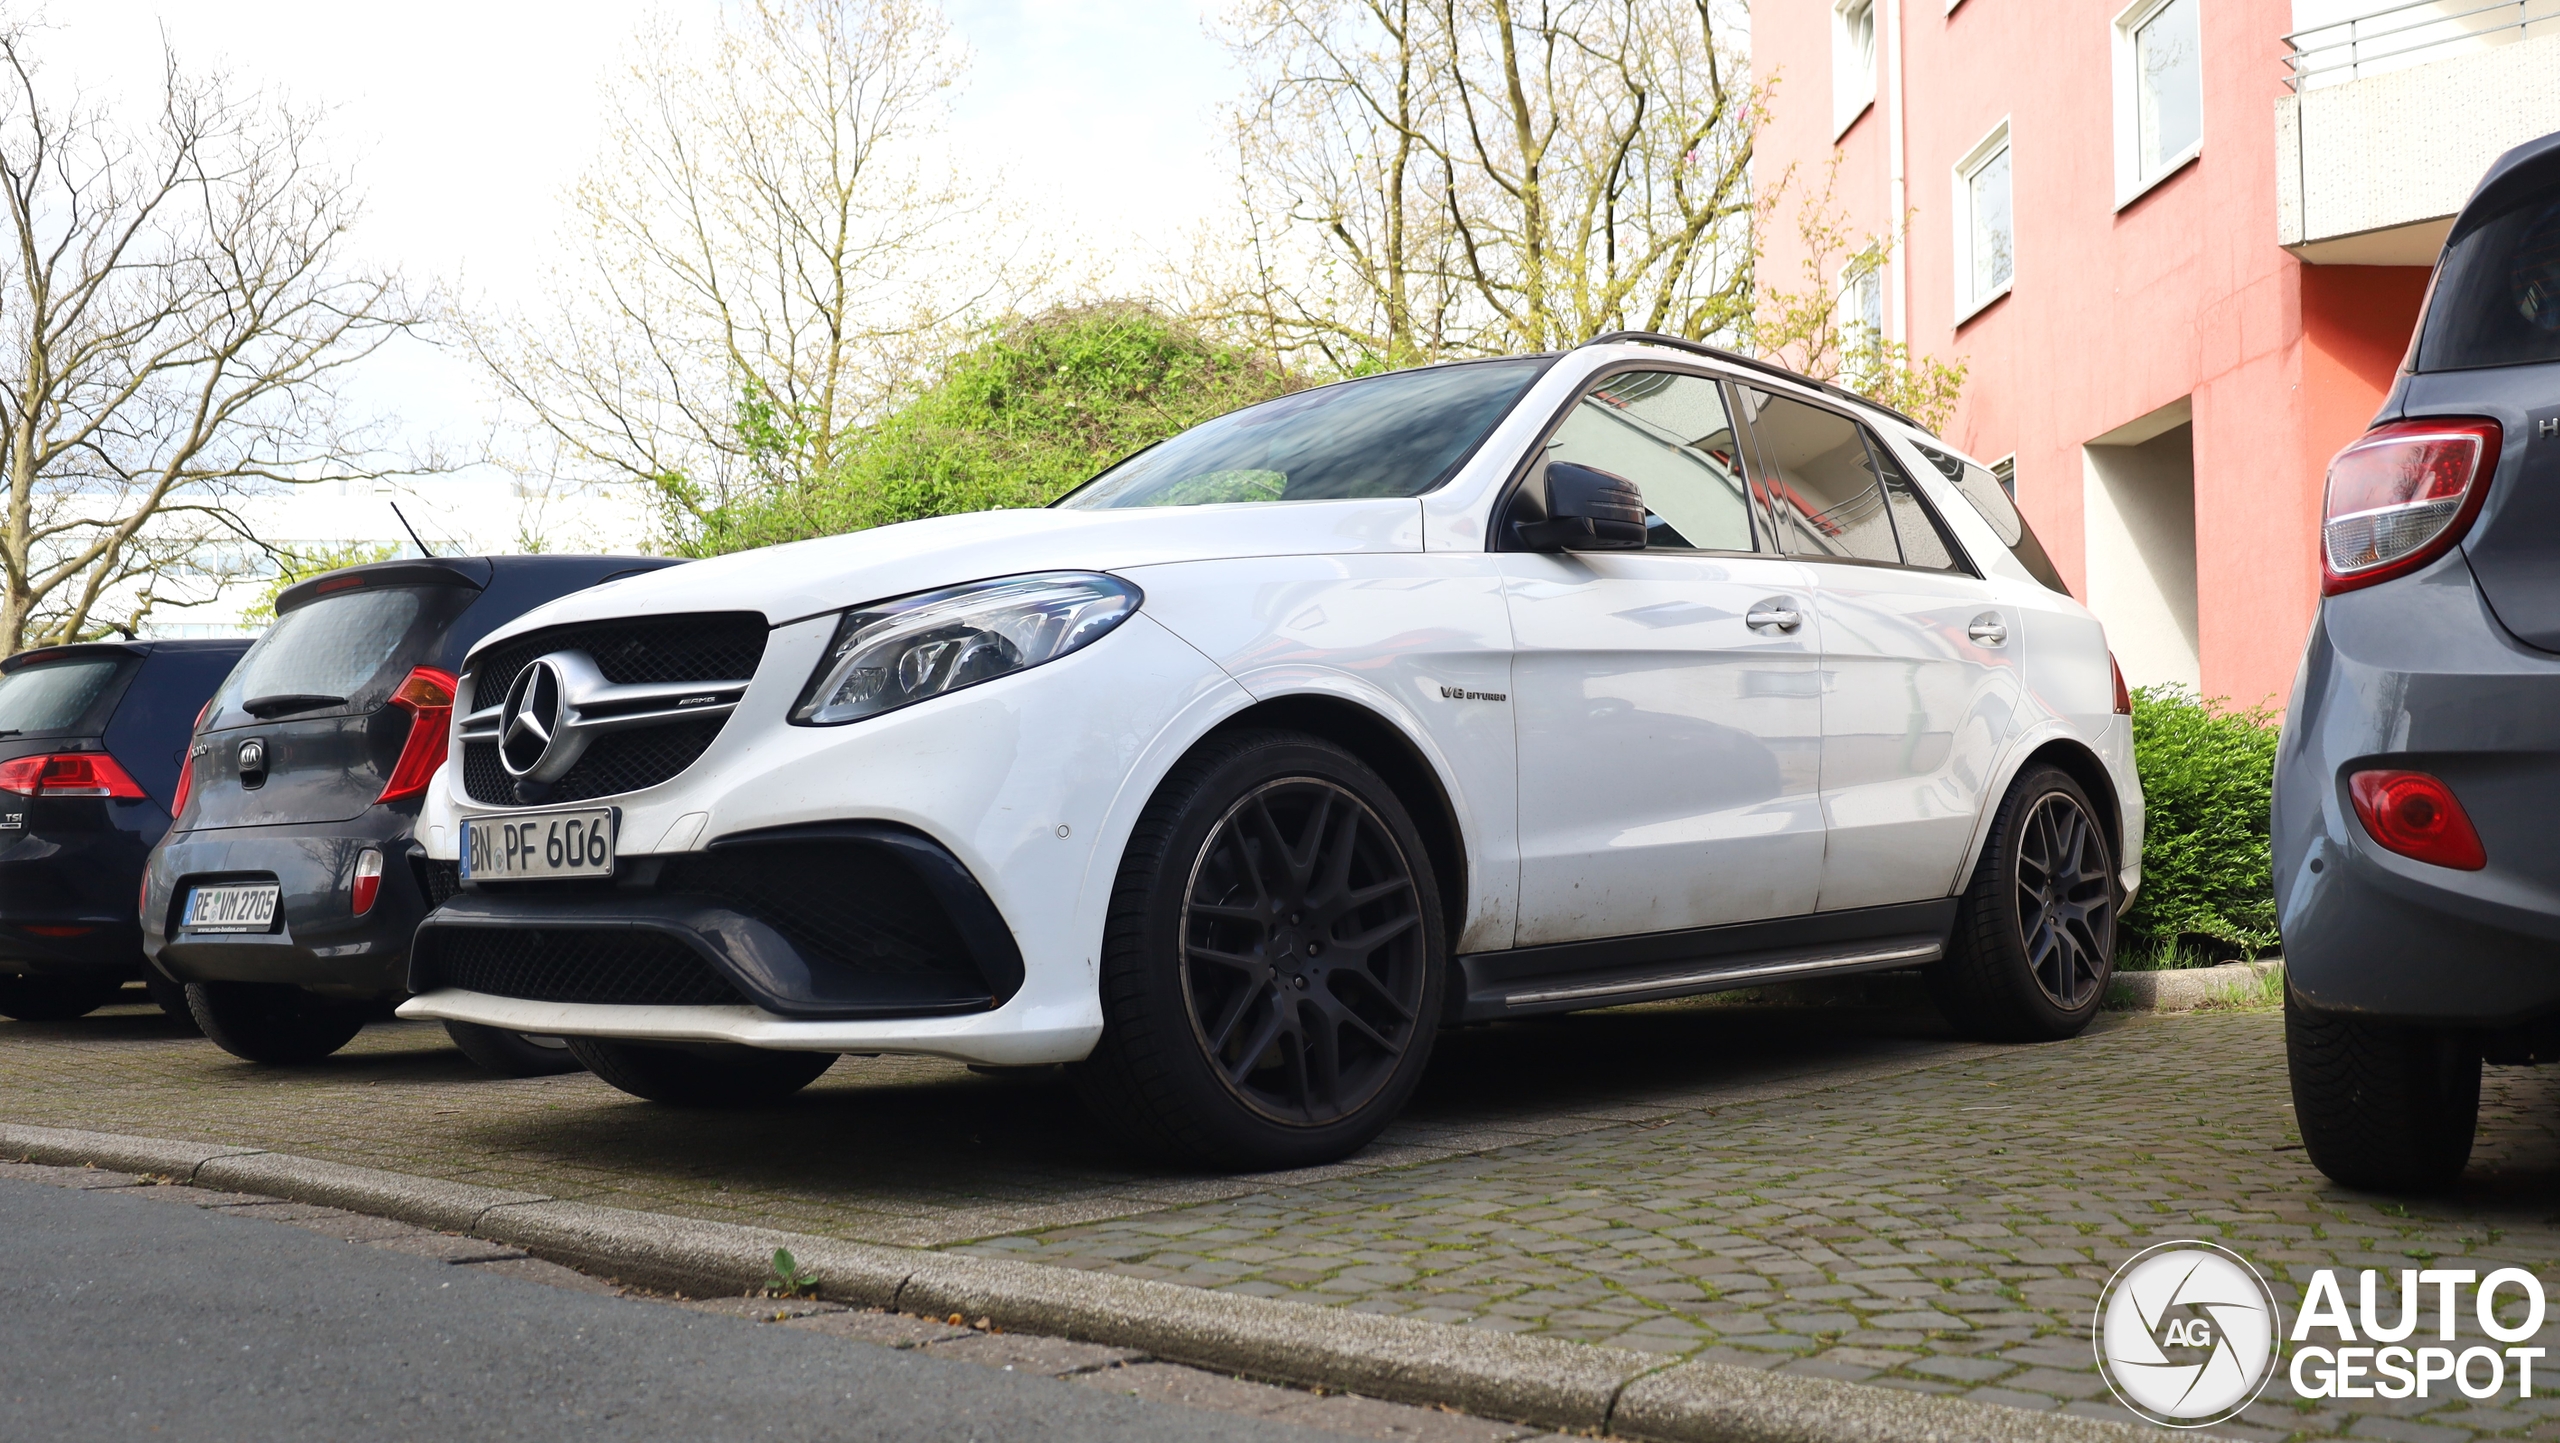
[1198, 694, 1472, 946]
[1953, 730, 2129, 896]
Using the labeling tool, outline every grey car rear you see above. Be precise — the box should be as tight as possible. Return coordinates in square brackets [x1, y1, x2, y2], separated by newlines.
[2274, 128, 2560, 1191]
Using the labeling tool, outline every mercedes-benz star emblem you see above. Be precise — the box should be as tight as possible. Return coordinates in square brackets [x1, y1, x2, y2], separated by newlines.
[499, 658, 568, 779]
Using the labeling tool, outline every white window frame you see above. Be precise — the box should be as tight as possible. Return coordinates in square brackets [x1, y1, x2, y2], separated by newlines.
[1833, 0, 1877, 138]
[1991, 455, 2016, 498]
[1951, 119, 2014, 325]
[2111, 0, 2203, 209]
[1836, 264, 1886, 387]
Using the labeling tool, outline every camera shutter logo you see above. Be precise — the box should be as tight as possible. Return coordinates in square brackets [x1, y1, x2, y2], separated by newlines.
[2094, 1241, 2281, 1428]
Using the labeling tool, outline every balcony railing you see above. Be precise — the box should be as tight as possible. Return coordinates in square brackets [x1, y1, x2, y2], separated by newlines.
[2285, 0, 2560, 90]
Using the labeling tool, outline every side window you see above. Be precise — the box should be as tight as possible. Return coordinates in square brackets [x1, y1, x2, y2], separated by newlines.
[1870, 438, 1968, 572]
[1543, 370, 1755, 552]
[1737, 388, 1901, 564]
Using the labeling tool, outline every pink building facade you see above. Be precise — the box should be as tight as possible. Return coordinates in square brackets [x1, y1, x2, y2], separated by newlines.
[1750, 0, 2560, 706]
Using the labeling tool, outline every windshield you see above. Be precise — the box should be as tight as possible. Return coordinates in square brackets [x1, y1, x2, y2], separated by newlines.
[2417, 176, 2560, 372]
[217, 587, 434, 716]
[0, 656, 122, 735]
[1058, 359, 1551, 509]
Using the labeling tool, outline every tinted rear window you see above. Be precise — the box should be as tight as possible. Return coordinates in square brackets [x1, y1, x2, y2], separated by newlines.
[0, 657, 122, 734]
[2417, 177, 2560, 372]
[215, 587, 462, 720]
[1057, 360, 1550, 509]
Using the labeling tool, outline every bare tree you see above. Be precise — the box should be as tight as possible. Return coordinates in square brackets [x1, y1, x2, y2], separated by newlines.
[1206, 0, 1758, 369]
[469, 0, 1015, 540]
[0, 26, 423, 652]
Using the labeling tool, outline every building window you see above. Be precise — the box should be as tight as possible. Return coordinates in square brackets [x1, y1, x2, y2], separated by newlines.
[1953, 121, 2013, 321]
[1992, 456, 2015, 498]
[1833, 0, 1877, 137]
[1838, 264, 1885, 387]
[2113, 0, 2202, 205]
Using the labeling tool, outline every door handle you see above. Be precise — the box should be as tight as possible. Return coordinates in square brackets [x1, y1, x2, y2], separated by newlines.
[1746, 599, 1803, 633]
[1968, 613, 2008, 646]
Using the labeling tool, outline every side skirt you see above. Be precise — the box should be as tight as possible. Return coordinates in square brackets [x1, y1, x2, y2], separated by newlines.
[1454, 900, 1958, 1021]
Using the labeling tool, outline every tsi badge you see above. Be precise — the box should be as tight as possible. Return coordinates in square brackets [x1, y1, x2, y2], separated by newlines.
[2095, 1241, 2281, 1428]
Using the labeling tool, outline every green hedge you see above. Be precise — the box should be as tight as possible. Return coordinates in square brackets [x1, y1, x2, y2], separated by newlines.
[678, 304, 1297, 555]
[2119, 684, 2282, 966]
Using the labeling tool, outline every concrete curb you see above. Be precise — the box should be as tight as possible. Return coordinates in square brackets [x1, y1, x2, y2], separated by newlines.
[2108, 959, 2282, 1012]
[0, 1122, 2168, 1442]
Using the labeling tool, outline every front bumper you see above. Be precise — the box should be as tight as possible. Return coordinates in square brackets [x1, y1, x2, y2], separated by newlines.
[146, 820, 439, 997]
[2276, 553, 2560, 1025]
[409, 609, 1253, 1061]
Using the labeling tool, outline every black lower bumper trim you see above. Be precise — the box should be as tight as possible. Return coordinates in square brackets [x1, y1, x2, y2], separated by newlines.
[411, 825, 1021, 1020]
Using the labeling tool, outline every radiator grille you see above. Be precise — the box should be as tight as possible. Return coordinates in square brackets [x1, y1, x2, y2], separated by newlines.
[461, 612, 765, 806]
[424, 928, 748, 1007]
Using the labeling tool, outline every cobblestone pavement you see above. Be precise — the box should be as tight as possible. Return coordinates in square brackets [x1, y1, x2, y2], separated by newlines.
[10, 988, 2560, 1441]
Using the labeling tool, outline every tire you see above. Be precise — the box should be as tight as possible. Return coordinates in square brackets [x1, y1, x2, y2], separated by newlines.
[1071, 729, 1446, 1170]
[186, 981, 368, 1065]
[143, 968, 201, 1032]
[1927, 764, 2118, 1042]
[0, 973, 126, 1022]
[445, 1020, 586, 1078]
[2287, 990, 2479, 1192]
[564, 1038, 834, 1106]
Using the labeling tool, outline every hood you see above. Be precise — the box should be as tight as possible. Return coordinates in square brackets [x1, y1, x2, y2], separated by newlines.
[468, 498, 1427, 650]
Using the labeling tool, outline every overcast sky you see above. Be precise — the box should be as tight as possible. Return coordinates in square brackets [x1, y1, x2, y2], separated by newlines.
[45, 0, 1239, 480]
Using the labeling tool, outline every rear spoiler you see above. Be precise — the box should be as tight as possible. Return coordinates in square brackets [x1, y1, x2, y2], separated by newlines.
[274, 557, 495, 615]
[0, 640, 146, 674]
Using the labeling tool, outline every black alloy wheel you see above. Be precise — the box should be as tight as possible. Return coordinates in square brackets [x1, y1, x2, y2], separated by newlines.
[1179, 778, 1432, 1128]
[186, 981, 369, 1064]
[1075, 730, 1447, 1170]
[1929, 764, 2117, 1042]
[2015, 789, 2116, 1011]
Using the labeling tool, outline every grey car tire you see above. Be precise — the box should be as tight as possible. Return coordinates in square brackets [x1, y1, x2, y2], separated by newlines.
[445, 1020, 585, 1077]
[187, 981, 368, 1064]
[143, 968, 200, 1031]
[565, 1038, 835, 1106]
[2287, 989, 2479, 1192]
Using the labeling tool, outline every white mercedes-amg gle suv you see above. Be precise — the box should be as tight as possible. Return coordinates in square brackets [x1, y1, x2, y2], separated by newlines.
[403, 334, 2142, 1169]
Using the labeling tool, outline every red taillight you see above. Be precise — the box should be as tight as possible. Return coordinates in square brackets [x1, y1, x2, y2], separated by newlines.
[375, 666, 457, 804]
[2109, 654, 2132, 715]
[2349, 769, 2486, 871]
[25, 924, 93, 937]
[2321, 418, 2503, 595]
[0, 753, 148, 799]
[170, 752, 196, 819]
[351, 847, 384, 916]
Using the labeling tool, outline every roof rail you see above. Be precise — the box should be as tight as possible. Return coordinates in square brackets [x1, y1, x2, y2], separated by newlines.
[1576, 330, 1932, 435]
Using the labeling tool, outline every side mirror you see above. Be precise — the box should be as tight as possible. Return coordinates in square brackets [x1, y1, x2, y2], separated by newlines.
[1514, 461, 1647, 552]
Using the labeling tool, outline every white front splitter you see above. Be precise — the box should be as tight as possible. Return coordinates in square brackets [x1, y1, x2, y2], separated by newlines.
[396, 990, 1102, 1067]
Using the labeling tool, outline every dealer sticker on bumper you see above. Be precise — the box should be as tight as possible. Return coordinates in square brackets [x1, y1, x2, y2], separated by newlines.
[461, 807, 617, 882]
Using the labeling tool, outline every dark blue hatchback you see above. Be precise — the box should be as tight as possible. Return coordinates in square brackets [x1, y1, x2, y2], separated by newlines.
[2277, 129, 2560, 1192]
[0, 638, 250, 1022]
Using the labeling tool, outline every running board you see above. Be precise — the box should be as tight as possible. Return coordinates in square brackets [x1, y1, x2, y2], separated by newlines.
[1454, 901, 1956, 1021]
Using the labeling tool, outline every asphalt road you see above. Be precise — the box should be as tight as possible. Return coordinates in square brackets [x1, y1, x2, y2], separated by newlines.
[0, 1176, 1336, 1442]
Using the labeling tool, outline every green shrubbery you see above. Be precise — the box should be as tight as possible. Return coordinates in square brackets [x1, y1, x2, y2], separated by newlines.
[678, 304, 1298, 556]
[2119, 685, 2283, 967]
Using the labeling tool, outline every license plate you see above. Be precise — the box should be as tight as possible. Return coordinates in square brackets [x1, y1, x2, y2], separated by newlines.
[183, 883, 280, 933]
[461, 807, 617, 882]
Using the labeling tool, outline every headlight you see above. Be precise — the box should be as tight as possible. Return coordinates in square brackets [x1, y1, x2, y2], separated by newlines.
[791, 572, 1142, 726]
